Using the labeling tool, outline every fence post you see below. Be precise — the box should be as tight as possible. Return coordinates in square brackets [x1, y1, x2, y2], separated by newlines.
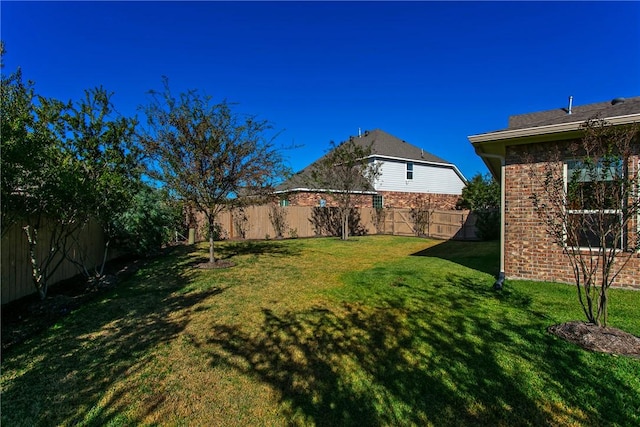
[188, 228, 195, 244]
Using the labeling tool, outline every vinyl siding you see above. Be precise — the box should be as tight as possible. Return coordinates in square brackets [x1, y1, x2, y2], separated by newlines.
[373, 159, 465, 195]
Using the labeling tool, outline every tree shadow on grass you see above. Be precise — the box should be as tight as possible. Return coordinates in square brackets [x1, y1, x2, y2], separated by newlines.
[220, 240, 303, 258]
[185, 240, 303, 264]
[412, 240, 500, 276]
[193, 273, 638, 426]
[0, 245, 226, 426]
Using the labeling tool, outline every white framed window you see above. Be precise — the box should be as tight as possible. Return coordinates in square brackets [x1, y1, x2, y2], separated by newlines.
[565, 158, 625, 249]
[406, 162, 414, 180]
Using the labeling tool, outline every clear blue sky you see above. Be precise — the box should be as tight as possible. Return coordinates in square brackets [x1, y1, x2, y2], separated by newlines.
[2, 1, 639, 179]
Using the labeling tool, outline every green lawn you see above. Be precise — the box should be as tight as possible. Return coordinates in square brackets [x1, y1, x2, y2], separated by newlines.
[2, 236, 639, 426]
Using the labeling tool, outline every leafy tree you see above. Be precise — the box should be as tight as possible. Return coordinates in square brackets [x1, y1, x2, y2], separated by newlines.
[110, 185, 183, 256]
[457, 173, 500, 240]
[309, 138, 381, 240]
[0, 62, 43, 235]
[61, 87, 141, 275]
[1, 59, 82, 298]
[2, 49, 141, 297]
[139, 78, 287, 264]
[528, 118, 639, 326]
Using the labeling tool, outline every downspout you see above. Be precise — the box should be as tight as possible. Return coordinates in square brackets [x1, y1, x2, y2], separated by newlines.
[475, 152, 506, 290]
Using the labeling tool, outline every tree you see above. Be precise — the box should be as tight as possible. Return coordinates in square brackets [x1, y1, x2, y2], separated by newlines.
[139, 78, 287, 264]
[0, 60, 43, 236]
[2, 50, 141, 297]
[110, 184, 184, 256]
[457, 173, 500, 240]
[528, 118, 639, 326]
[61, 87, 141, 276]
[1, 59, 83, 299]
[309, 138, 381, 240]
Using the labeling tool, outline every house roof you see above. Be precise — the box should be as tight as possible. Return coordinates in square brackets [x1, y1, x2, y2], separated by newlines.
[357, 129, 452, 164]
[507, 96, 640, 130]
[277, 129, 458, 192]
[469, 96, 640, 180]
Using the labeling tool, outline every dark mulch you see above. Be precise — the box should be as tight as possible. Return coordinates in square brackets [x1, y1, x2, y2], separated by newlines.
[196, 259, 235, 269]
[548, 321, 640, 358]
[1, 253, 144, 356]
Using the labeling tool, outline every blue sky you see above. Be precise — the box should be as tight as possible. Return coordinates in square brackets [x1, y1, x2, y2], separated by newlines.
[2, 1, 639, 179]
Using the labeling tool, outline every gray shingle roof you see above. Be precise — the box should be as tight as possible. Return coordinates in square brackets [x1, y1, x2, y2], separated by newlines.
[356, 129, 452, 164]
[277, 129, 452, 191]
[507, 96, 640, 130]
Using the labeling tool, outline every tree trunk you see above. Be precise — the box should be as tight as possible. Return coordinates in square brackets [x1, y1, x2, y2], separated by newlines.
[23, 225, 47, 300]
[209, 234, 215, 264]
[208, 216, 216, 263]
[342, 210, 349, 240]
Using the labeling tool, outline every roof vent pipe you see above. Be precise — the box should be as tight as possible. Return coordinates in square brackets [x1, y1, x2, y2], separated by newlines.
[567, 96, 573, 115]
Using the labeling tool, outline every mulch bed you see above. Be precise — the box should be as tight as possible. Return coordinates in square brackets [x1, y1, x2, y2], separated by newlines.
[196, 259, 236, 269]
[548, 321, 640, 358]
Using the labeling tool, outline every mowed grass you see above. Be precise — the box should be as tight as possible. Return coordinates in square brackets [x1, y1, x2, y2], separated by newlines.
[2, 235, 639, 426]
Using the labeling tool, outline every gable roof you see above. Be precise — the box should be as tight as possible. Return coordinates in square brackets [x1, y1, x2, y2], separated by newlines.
[469, 96, 640, 180]
[357, 129, 452, 164]
[277, 129, 458, 192]
[507, 96, 640, 130]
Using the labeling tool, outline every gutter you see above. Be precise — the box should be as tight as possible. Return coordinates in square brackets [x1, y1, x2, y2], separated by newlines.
[274, 188, 378, 195]
[469, 113, 640, 143]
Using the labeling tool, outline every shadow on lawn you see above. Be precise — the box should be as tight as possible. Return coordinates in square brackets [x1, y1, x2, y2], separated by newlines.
[0, 245, 225, 426]
[219, 240, 303, 259]
[412, 240, 500, 276]
[195, 274, 637, 426]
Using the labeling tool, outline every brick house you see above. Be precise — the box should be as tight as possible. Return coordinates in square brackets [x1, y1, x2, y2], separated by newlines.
[276, 129, 467, 210]
[469, 97, 640, 289]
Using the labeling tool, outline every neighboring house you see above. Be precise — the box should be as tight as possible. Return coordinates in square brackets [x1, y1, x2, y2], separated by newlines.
[469, 96, 640, 289]
[276, 129, 467, 210]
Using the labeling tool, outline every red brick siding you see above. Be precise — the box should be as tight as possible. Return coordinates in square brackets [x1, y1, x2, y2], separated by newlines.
[283, 190, 460, 210]
[504, 142, 639, 289]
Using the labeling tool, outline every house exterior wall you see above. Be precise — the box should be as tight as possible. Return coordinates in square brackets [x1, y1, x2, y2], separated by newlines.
[373, 159, 466, 195]
[503, 141, 640, 289]
[377, 191, 460, 209]
[285, 192, 373, 208]
[283, 190, 460, 210]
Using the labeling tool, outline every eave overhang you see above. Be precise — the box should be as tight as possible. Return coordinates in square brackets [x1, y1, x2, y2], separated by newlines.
[468, 113, 640, 180]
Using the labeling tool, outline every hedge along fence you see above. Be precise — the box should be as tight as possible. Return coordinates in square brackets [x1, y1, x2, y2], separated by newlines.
[1, 219, 117, 304]
[191, 205, 478, 243]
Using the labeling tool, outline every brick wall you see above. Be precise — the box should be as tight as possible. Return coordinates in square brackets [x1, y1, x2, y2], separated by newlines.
[377, 191, 460, 210]
[286, 192, 373, 208]
[504, 141, 639, 289]
[284, 190, 460, 210]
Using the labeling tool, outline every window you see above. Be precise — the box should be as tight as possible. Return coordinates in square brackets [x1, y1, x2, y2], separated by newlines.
[372, 194, 384, 209]
[565, 159, 624, 249]
[406, 162, 414, 180]
[319, 199, 326, 207]
[279, 199, 289, 207]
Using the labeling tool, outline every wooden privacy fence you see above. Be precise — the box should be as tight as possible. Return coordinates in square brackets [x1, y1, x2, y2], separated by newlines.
[3, 207, 476, 304]
[194, 206, 478, 243]
[1, 219, 115, 304]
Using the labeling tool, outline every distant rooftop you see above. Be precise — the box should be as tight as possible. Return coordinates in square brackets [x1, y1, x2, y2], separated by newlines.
[277, 129, 455, 191]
